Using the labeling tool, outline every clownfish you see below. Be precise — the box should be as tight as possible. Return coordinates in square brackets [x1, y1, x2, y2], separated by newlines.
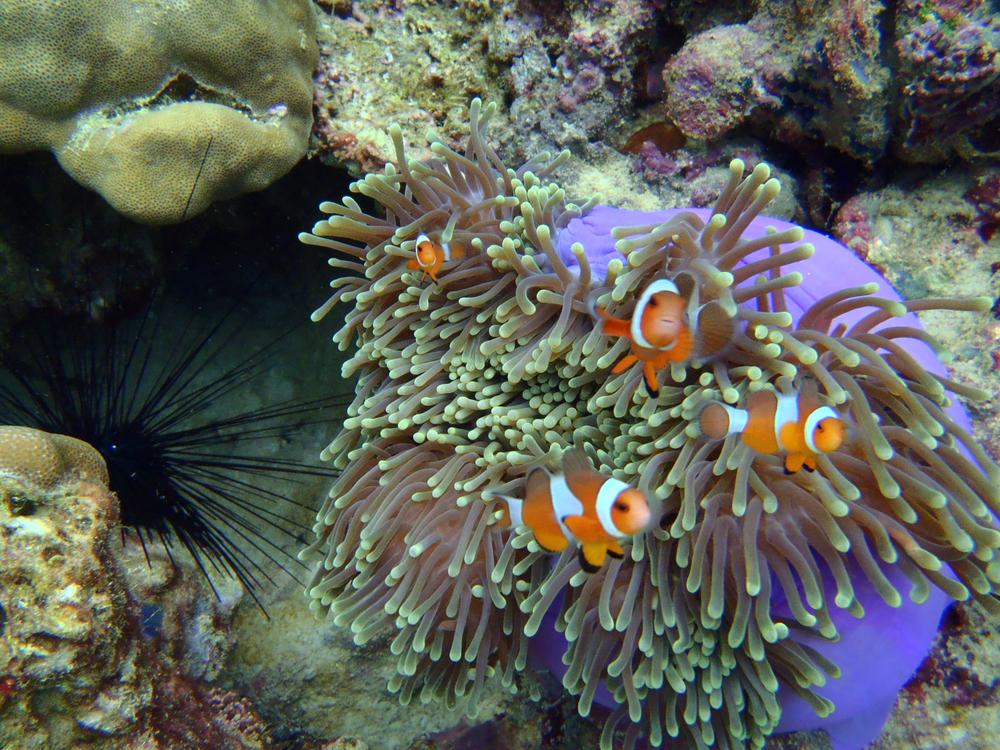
[406, 233, 465, 283]
[699, 382, 846, 473]
[596, 278, 695, 397]
[498, 448, 652, 572]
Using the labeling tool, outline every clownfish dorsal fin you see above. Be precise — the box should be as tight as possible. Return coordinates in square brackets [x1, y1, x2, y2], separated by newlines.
[561, 447, 594, 478]
[673, 272, 697, 307]
[524, 467, 549, 503]
[694, 302, 735, 358]
[562, 448, 608, 509]
[797, 378, 822, 409]
[744, 388, 777, 414]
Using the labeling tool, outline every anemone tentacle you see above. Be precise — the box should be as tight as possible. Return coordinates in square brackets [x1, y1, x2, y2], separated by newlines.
[301, 99, 1000, 748]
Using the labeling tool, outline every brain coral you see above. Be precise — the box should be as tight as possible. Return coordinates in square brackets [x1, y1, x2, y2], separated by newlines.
[0, 0, 317, 224]
[299, 100, 1000, 749]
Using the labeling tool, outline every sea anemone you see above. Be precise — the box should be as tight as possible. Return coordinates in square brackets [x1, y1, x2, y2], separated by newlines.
[299, 99, 1000, 748]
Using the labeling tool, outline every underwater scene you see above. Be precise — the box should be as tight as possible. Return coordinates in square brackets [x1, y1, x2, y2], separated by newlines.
[2, 1, 1000, 749]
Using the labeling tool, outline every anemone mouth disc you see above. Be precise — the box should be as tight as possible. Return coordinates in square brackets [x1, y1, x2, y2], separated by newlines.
[299, 99, 1000, 748]
[0, 261, 351, 611]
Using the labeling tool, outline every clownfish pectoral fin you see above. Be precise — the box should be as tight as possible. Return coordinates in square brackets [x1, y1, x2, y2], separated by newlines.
[407, 258, 420, 271]
[562, 514, 605, 542]
[611, 354, 639, 375]
[642, 362, 660, 397]
[665, 324, 694, 364]
[598, 312, 633, 340]
[579, 542, 608, 573]
[785, 453, 806, 474]
[607, 541, 625, 559]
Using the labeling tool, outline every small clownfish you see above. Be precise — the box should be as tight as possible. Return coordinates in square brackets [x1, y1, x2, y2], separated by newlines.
[699, 382, 846, 473]
[406, 233, 465, 283]
[498, 448, 652, 572]
[596, 278, 694, 397]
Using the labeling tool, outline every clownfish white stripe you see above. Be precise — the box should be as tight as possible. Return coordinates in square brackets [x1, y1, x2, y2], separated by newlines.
[773, 394, 800, 446]
[722, 404, 749, 434]
[595, 478, 630, 539]
[505, 497, 524, 529]
[549, 474, 584, 539]
[804, 405, 839, 453]
[630, 278, 680, 350]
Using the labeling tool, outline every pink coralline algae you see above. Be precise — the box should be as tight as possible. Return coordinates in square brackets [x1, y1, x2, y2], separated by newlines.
[655, 0, 1000, 165]
[964, 172, 1000, 241]
[832, 195, 874, 261]
[663, 24, 780, 141]
[662, 2, 891, 162]
[894, 0, 1000, 162]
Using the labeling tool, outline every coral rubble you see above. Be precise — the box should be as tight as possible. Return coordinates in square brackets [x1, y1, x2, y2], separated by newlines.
[301, 101, 1000, 749]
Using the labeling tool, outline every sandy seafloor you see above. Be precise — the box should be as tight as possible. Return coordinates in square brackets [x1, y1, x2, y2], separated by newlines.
[1, 0, 1000, 749]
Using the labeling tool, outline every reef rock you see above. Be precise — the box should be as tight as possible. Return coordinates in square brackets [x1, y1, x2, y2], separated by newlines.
[0, 425, 147, 745]
[0, 0, 317, 224]
[0, 426, 279, 749]
[662, 0, 892, 163]
[893, 0, 1000, 163]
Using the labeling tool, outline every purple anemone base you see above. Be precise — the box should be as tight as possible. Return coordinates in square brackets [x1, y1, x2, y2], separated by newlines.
[533, 205, 967, 750]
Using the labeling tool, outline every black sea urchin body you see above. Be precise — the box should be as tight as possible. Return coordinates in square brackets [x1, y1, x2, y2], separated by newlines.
[0, 283, 348, 606]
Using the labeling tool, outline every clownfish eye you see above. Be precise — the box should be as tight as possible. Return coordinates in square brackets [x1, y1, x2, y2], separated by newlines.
[647, 296, 658, 307]
[615, 502, 629, 512]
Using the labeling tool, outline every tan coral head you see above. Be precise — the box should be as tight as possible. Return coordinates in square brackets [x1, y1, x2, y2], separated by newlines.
[0, 425, 109, 494]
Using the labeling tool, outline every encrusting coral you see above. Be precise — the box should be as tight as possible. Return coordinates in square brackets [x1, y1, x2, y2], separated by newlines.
[0, 0, 316, 224]
[299, 100, 1000, 749]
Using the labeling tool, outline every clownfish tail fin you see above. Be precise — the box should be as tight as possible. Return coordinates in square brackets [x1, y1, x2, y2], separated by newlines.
[700, 402, 737, 439]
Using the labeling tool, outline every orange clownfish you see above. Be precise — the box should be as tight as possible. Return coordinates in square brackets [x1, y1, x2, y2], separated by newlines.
[597, 278, 694, 397]
[498, 448, 652, 572]
[699, 383, 846, 473]
[406, 233, 465, 283]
